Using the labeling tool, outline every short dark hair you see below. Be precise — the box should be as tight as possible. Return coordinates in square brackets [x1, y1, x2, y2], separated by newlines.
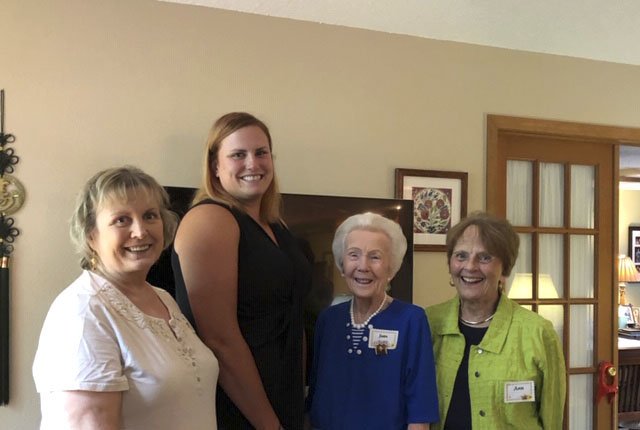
[445, 211, 519, 276]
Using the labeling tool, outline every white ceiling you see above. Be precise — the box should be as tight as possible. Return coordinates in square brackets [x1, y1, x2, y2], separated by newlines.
[159, 0, 640, 66]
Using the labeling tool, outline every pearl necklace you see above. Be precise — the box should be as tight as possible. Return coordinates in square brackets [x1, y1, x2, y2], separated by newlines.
[459, 312, 496, 326]
[350, 294, 388, 329]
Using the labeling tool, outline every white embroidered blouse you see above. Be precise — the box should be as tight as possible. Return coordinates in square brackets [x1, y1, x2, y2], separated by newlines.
[33, 270, 218, 429]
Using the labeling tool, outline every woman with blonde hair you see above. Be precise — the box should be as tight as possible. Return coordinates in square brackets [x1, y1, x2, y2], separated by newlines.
[173, 112, 311, 429]
[33, 166, 218, 429]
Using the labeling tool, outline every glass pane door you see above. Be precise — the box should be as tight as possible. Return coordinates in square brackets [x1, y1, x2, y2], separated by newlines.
[493, 124, 615, 430]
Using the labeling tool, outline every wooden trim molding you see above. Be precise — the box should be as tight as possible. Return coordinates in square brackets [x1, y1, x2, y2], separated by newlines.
[487, 115, 640, 144]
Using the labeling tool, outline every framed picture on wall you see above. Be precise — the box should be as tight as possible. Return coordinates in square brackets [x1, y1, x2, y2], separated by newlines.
[628, 226, 640, 268]
[394, 168, 468, 252]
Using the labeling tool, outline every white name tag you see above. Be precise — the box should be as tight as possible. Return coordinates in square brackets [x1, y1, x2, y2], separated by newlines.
[368, 328, 398, 350]
[504, 381, 535, 403]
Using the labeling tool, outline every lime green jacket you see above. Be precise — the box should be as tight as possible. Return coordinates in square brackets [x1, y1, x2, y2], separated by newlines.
[426, 294, 566, 430]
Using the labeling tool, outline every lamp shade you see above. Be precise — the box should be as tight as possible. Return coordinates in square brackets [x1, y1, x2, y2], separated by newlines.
[618, 255, 640, 283]
[508, 273, 559, 299]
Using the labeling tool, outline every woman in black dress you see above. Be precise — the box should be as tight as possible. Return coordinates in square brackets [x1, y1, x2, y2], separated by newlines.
[172, 112, 310, 430]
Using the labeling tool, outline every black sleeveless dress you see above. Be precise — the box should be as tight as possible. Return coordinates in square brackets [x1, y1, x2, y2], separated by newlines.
[172, 200, 311, 430]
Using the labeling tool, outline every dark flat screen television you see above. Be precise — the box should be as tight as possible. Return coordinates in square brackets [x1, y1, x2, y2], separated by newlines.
[147, 187, 414, 382]
[147, 187, 414, 305]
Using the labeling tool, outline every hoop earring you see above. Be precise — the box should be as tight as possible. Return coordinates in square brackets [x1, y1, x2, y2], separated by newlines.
[449, 276, 455, 287]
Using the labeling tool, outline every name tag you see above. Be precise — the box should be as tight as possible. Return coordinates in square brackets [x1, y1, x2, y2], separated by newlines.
[504, 381, 535, 403]
[368, 328, 398, 351]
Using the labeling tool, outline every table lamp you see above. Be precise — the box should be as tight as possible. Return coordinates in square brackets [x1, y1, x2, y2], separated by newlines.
[618, 255, 640, 305]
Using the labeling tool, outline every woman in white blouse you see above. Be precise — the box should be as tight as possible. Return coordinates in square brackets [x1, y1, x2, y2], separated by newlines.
[33, 166, 218, 430]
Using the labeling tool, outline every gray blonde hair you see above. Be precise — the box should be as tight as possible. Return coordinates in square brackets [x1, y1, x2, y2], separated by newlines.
[69, 166, 179, 269]
[332, 212, 407, 278]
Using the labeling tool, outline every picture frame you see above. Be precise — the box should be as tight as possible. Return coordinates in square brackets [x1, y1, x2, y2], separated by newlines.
[394, 168, 468, 252]
[629, 226, 640, 269]
[619, 304, 636, 327]
[633, 307, 640, 326]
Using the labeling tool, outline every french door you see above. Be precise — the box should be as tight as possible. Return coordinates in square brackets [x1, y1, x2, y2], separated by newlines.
[487, 115, 640, 429]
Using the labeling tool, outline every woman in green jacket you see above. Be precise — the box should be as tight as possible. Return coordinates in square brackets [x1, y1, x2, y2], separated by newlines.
[426, 212, 566, 430]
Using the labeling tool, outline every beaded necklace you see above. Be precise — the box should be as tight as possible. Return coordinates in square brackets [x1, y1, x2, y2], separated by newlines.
[349, 294, 388, 329]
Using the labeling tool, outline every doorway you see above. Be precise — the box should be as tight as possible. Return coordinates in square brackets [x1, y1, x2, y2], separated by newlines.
[487, 115, 640, 429]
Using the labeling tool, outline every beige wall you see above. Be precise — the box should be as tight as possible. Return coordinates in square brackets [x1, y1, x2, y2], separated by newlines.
[3, 0, 640, 426]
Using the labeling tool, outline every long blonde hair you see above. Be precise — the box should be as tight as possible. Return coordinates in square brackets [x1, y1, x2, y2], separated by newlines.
[193, 112, 281, 222]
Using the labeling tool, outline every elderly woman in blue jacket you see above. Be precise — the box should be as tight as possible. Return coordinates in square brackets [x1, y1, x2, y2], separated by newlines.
[308, 212, 439, 429]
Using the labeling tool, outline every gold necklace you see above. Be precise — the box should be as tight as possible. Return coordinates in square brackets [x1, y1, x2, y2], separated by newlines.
[459, 311, 496, 326]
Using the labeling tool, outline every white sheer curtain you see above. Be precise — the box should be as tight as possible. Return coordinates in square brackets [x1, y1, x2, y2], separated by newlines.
[506, 160, 532, 226]
[570, 235, 594, 298]
[570, 165, 595, 228]
[507, 159, 596, 430]
[570, 304, 594, 367]
[506, 161, 533, 295]
[507, 161, 565, 297]
[539, 234, 563, 298]
[539, 163, 564, 227]
[538, 163, 564, 298]
[506, 234, 532, 296]
[569, 375, 593, 430]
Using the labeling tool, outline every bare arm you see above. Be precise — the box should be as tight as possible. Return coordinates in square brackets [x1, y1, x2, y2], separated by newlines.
[46, 390, 121, 430]
[408, 424, 429, 430]
[174, 204, 280, 430]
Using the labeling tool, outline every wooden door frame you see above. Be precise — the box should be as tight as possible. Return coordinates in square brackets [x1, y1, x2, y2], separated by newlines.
[488, 115, 640, 213]
[486, 114, 640, 430]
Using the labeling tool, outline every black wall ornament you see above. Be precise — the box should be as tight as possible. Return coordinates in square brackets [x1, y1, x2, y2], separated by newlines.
[0, 89, 24, 406]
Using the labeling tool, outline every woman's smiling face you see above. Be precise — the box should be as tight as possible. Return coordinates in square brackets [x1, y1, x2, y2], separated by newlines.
[88, 191, 164, 285]
[342, 229, 392, 302]
[215, 125, 273, 208]
[449, 225, 504, 304]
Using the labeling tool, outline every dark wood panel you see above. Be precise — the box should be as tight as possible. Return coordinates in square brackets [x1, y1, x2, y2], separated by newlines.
[619, 347, 640, 421]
